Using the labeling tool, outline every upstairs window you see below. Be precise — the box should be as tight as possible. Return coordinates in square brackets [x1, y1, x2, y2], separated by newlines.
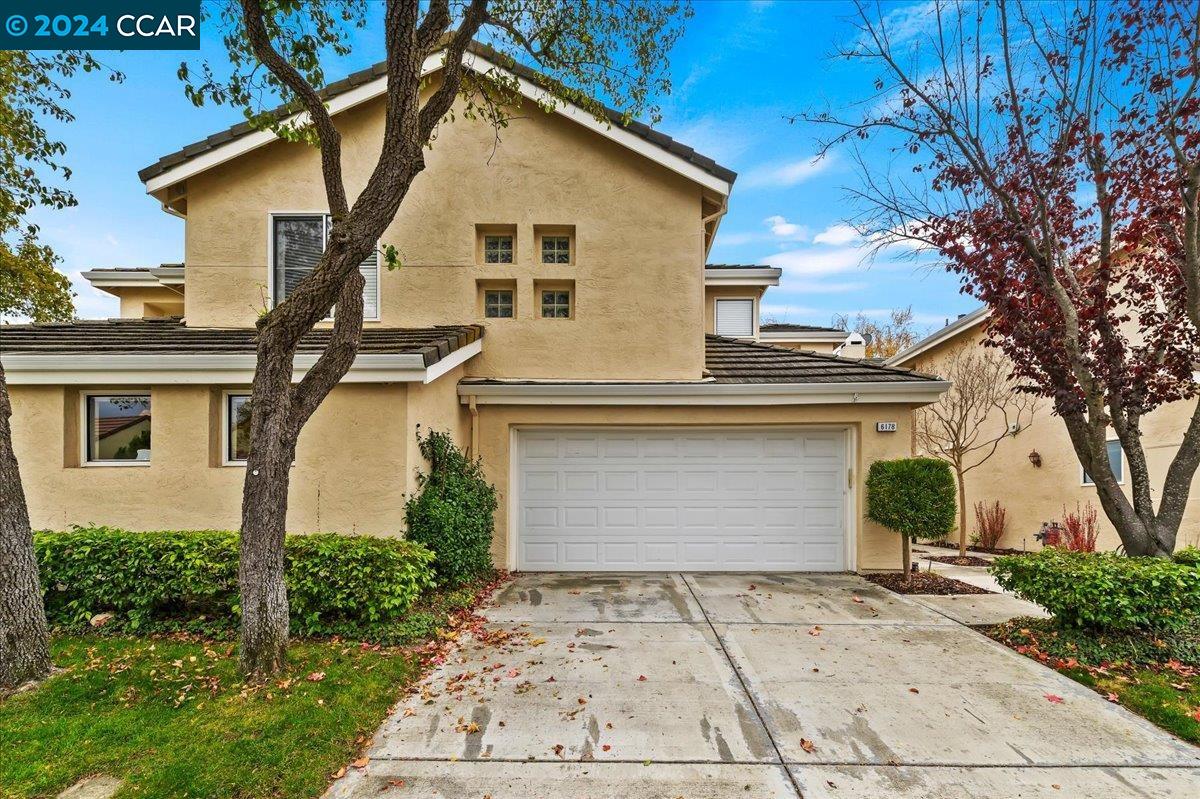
[715, 298, 755, 337]
[541, 236, 571, 264]
[484, 290, 514, 318]
[85, 394, 151, 464]
[483, 235, 514, 263]
[272, 214, 379, 319]
[1083, 439, 1124, 485]
[541, 289, 572, 318]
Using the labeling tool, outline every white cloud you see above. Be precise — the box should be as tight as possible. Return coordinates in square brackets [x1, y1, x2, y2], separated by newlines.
[813, 223, 860, 246]
[763, 247, 865, 278]
[764, 215, 809, 240]
[741, 152, 837, 189]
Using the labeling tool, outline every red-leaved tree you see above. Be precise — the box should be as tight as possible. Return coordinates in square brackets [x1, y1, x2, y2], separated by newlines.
[808, 0, 1200, 557]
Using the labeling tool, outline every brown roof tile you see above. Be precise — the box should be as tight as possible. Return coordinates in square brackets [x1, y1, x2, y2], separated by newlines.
[0, 318, 483, 367]
[703, 335, 939, 384]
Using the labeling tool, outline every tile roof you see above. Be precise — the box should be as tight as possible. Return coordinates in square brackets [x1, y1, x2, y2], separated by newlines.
[759, 323, 846, 334]
[0, 318, 483, 367]
[704, 336, 940, 384]
[139, 41, 736, 186]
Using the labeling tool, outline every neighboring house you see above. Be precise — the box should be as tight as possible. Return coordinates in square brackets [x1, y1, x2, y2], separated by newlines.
[1, 44, 948, 572]
[889, 308, 1200, 552]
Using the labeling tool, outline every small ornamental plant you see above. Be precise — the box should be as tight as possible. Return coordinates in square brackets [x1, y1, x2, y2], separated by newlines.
[866, 458, 957, 579]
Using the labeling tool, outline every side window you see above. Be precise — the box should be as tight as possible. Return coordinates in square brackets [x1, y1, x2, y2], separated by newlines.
[540, 290, 572, 318]
[541, 236, 570, 264]
[85, 394, 151, 464]
[484, 290, 514, 318]
[715, 298, 755, 337]
[271, 214, 378, 318]
[1083, 439, 1124, 485]
[226, 394, 252, 463]
[483, 235, 514, 264]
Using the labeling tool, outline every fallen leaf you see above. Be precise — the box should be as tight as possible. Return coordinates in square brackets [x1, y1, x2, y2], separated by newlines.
[908, 687, 919, 694]
[1105, 692, 1120, 703]
[331, 767, 346, 779]
[799, 738, 816, 753]
[1044, 694, 1064, 704]
[748, 584, 758, 590]
[578, 697, 588, 705]
[553, 744, 565, 758]
[387, 779, 405, 788]
[306, 671, 326, 682]
[637, 675, 647, 682]
[352, 757, 370, 769]
[852, 596, 864, 604]
[602, 744, 612, 752]
[808, 626, 822, 637]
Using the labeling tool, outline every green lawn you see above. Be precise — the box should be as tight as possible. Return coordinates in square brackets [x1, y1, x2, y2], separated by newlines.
[986, 618, 1200, 745]
[0, 635, 417, 799]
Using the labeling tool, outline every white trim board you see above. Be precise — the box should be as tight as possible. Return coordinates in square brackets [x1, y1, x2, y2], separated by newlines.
[887, 306, 990, 366]
[144, 49, 733, 197]
[460, 378, 950, 406]
[3, 338, 482, 386]
[703, 267, 781, 287]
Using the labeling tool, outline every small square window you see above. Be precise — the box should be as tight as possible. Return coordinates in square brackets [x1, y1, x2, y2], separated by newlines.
[484, 290, 514, 319]
[227, 395, 252, 463]
[541, 236, 571, 264]
[86, 394, 151, 464]
[541, 290, 571, 318]
[483, 235, 513, 264]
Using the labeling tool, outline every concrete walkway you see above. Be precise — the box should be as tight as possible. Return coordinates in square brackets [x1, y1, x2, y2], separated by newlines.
[327, 573, 1200, 798]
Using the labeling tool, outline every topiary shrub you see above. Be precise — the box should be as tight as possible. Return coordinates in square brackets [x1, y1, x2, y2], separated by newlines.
[34, 525, 435, 637]
[991, 548, 1200, 633]
[404, 428, 497, 586]
[866, 457, 957, 575]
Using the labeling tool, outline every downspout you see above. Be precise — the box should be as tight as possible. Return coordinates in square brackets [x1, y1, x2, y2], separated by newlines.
[468, 395, 479, 459]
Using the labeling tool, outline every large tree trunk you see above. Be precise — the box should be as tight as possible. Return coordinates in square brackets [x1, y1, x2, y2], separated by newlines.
[0, 362, 52, 692]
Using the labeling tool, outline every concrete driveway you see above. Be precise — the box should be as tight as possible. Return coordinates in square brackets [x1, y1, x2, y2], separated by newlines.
[329, 573, 1200, 798]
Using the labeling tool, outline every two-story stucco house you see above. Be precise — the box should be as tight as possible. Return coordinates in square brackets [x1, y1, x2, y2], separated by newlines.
[1, 46, 948, 573]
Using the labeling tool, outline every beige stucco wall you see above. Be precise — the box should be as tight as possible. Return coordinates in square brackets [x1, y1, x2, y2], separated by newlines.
[114, 286, 185, 318]
[907, 327, 1200, 551]
[182, 91, 706, 381]
[470, 402, 921, 571]
[9, 380, 459, 536]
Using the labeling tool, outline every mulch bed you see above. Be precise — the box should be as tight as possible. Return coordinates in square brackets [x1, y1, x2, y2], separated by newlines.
[924, 540, 1027, 556]
[865, 571, 993, 595]
[924, 554, 994, 567]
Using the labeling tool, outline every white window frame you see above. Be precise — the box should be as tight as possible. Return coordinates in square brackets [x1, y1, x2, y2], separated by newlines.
[714, 297, 757, 338]
[266, 211, 381, 322]
[1081, 438, 1125, 486]
[222, 390, 252, 466]
[80, 391, 152, 467]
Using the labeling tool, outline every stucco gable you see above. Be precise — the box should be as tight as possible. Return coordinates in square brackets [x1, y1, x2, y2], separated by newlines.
[886, 306, 990, 367]
[140, 41, 735, 198]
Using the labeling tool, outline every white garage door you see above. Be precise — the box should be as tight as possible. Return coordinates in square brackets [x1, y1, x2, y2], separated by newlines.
[516, 428, 848, 571]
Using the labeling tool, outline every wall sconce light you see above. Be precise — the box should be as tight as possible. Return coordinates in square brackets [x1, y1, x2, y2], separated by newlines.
[1028, 450, 1042, 467]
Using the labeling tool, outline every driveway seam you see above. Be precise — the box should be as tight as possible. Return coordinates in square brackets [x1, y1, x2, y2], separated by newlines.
[680, 572, 807, 799]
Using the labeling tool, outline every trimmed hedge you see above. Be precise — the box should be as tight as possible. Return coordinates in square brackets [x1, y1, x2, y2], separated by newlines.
[991, 548, 1200, 633]
[1175, 547, 1200, 566]
[405, 429, 497, 586]
[865, 457, 957, 541]
[35, 525, 436, 637]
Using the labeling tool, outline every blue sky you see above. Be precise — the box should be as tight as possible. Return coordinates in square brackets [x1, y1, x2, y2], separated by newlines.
[30, 0, 977, 332]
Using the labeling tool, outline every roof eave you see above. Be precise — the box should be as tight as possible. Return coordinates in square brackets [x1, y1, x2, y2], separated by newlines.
[458, 378, 950, 406]
[886, 307, 991, 366]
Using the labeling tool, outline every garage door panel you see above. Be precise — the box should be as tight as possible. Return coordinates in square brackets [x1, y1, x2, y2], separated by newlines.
[517, 428, 847, 571]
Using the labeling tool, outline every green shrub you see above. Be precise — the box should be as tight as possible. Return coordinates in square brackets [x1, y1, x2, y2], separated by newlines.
[34, 525, 435, 637]
[991, 548, 1200, 633]
[865, 457, 957, 541]
[405, 428, 497, 586]
[1174, 547, 1200, 566]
